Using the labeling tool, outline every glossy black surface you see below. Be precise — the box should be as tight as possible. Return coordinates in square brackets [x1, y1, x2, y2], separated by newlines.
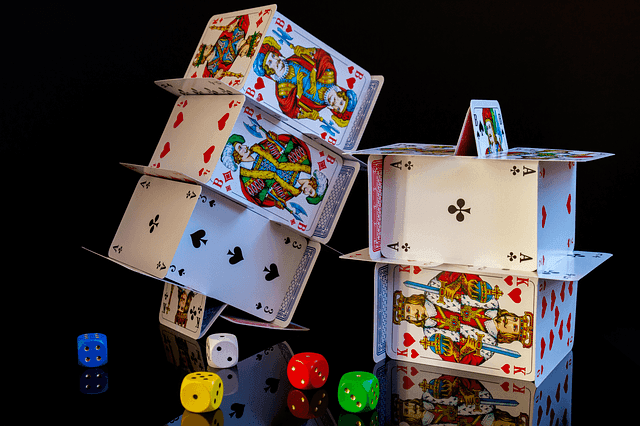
[8, 1, 637, 424]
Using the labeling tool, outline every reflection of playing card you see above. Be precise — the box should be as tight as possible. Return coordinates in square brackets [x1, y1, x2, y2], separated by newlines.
[207, 104, 344, 239]
[376, 264, 536, 379]
[215, 341, 295, 425]
[166, 185, 318, 323]
[109, 176, 201, 278]
[380, 155, 538, 271]
[148, 95, 245, 182]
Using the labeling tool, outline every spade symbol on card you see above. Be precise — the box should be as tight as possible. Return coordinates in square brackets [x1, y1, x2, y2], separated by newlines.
[190, 229, 207, 248]
[227, 246, 244, 264]
[263, 263, 279, 281]
[229, 403, 245, 419]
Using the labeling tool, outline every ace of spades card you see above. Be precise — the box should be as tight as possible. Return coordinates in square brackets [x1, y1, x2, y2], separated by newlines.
[376, 264, 537, 381]
[456, 100, 509, 158]
[380, 155, 539, 271]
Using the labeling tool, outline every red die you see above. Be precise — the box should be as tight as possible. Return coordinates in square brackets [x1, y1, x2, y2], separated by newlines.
[287, 352, 329, 389]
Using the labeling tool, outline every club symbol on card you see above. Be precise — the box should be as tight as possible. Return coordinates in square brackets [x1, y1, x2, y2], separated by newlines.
[448, 199, 471, 222]
[227, 247, 244, 265]
[401, 243, 410, 252]
[256, 302, 262, 309]
[149, 215, 160, 233]
[263, 263, 279, 281]
[510, 165, 520, 175]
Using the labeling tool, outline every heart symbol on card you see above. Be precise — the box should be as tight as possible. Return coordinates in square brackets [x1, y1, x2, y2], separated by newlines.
[566, 313, 572, 332]
[410, 366, 418, 376]
[227, 246, 244, 265]
[549, 329, 555, 350]
[410, 349, 418, 359]
[541, 296, 547, 318]
[286, 24, 292, 33]
[554, 306, 560, 326]
[218, 112, 230, 131]
[541, 205, 547, 228]
[346, 77, 356, 89]
[558, 320, 564, 340]
[402, 376, 414, 390]
[504, 276, 514, 286]
[413, 266, 422, 274]
[540, 337, 546, 359]
[160, 142, 171, 158]
[566, 194, 572, 214]
[263, 263, 280, 281]
[173, 112, 184, 128]
[348, 66, 354, 74]
[500, 382, 510, 392]
[256, 93, 263, 102]
[501, 364, 510, 374]
[203, 145, 215, 163]
[403, 333, 415, 347]
[508, 288, 522, 303]
[321, 132, 327, 140]
[254, 77, 265, 90]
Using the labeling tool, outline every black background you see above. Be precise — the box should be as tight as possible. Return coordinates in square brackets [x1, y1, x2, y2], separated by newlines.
[5, 1, 638, 424]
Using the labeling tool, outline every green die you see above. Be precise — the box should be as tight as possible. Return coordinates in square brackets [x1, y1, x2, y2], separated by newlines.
[337, 371, 379, 413]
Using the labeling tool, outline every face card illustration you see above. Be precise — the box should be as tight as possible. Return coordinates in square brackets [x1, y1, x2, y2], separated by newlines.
[385, 265, 536, 379]
[166, 186, 310, 322]
[109, 176, 201, 278]
[148, 95, 245, 182]
[470, 100, 508, 156]
[207, 104, 343, 237]
[380, 155, 538, 271]
[159, 282, 207, 339]
[389, 360, 533, 425]
[185, 6, 275, 90]
[243, 12, 371, 150]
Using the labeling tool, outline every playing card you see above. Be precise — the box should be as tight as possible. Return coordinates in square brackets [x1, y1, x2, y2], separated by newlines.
[109, 176, 201, 278]
[185, 6, 275, 90]
[148, 95, 245, 182]
[456, 100, 508, 157]
[159, 282, 227, 339]
[165, 184, 319, 323]
[380, 155, 539, 271]
[377, 264, 537, 379]
[243, 10, 371, 151]
[206, 102, 350, 241]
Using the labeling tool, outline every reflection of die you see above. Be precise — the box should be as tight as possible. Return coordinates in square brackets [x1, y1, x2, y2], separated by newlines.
[287, 388, 329, 419]
[79, 368, 108, 394]
[337, 371, 379, 413]
[180, 372, 224, 413]
[207, 366, 239, 396]
[77, 333, 108, 367]
[206, 333, 238, 368]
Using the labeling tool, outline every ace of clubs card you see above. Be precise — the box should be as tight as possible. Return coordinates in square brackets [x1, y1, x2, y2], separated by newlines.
[380, 155, 538, 271]
[109, 176, 201, 278]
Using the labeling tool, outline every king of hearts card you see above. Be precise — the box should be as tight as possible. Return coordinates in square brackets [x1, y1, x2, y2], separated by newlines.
[371, 259, 608, 385]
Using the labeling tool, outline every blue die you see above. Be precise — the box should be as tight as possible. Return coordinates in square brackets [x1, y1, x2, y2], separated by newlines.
[77, 333, 108, 367]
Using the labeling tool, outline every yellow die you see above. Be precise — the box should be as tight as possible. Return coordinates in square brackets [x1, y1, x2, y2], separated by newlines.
[180, 372, 224, 413]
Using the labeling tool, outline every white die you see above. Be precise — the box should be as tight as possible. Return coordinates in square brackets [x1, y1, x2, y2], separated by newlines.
[206, 333, 238, 368]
